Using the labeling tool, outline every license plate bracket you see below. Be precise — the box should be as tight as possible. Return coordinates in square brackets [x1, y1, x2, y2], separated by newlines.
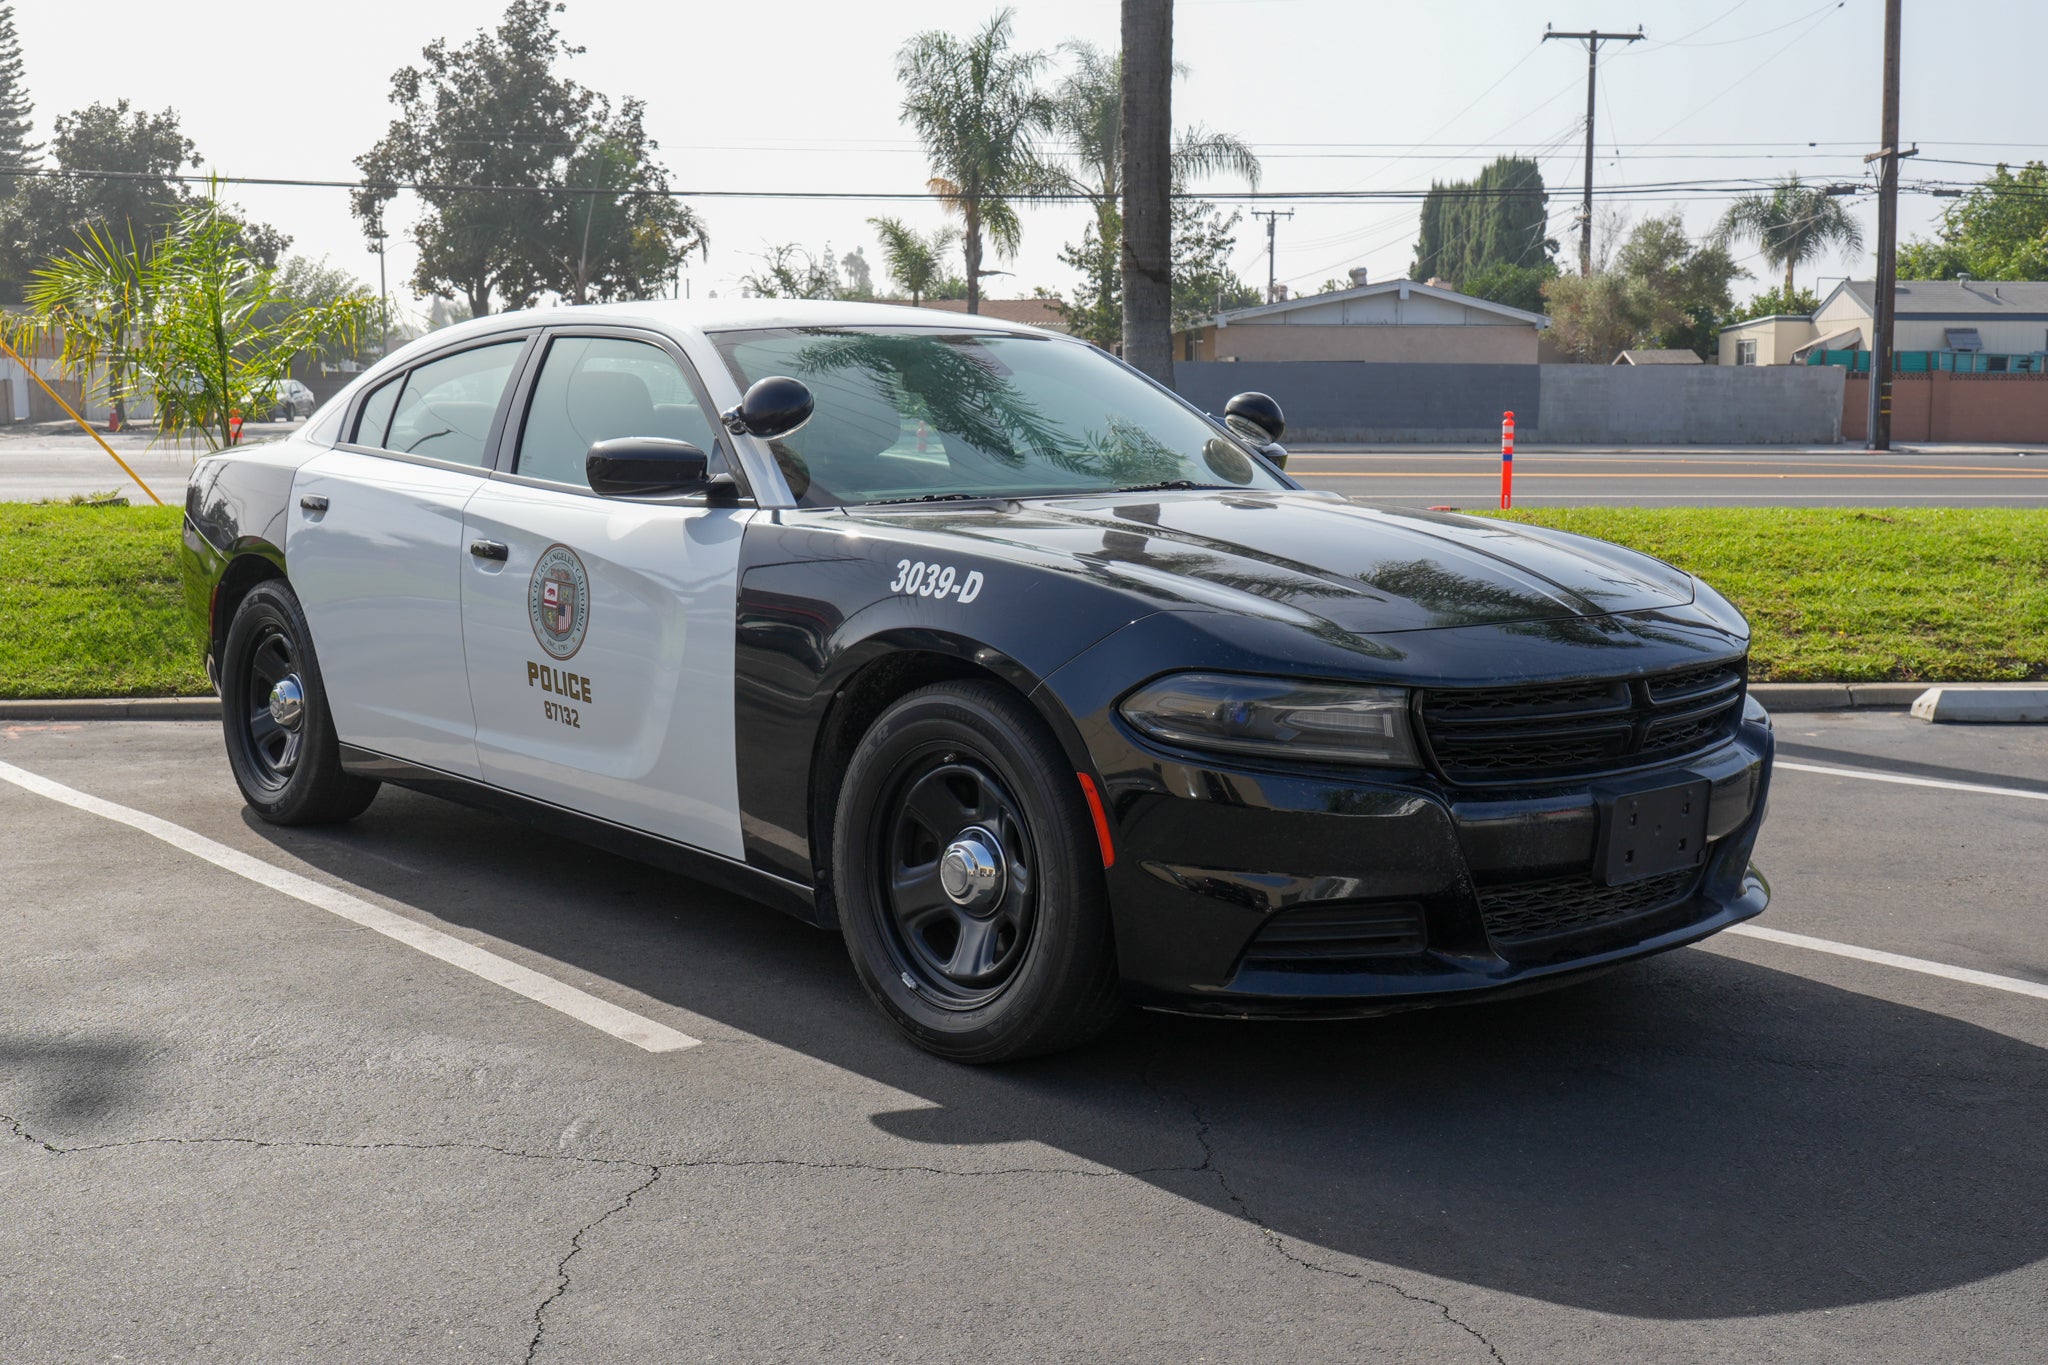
[1594, 776, 1711, 886]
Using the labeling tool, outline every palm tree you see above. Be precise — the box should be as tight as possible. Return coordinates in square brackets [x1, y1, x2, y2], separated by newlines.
[867, 216, 958, 306]
[1045, 42, 1261, 252]
[897, 10, 1055, 315]
[1716, 176, 1866, 296]
[1121, 0, 1176, 381]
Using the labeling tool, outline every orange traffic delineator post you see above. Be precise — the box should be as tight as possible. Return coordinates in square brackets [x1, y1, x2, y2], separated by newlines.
[1500, 410, 1515, 510]
[0, 332, 165, 506]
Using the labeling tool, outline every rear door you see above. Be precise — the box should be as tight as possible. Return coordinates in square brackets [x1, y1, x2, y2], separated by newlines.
[458, 328, 753, 858]
[291, 336, 532, 778]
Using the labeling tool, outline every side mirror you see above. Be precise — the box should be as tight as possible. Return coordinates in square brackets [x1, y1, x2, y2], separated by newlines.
[721, 375, 815, 440]
[586, 437, 721, 498]
[1223, 391, 1285, 445]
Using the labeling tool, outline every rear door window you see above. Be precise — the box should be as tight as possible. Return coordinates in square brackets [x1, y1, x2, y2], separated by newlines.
[375, 341, 525, 466]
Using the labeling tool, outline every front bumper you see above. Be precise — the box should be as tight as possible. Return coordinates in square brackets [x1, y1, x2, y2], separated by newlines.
[1090, 717, 1773, 1017]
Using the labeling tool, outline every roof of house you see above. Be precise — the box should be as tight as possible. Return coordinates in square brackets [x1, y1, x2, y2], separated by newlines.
[1720, 313, 1816, 331]
[1204, 277, 1549, 329]
[911, 298, 1072, 331]
[1613, 349, 1703, 365]
[1827, 278, 2048, 320]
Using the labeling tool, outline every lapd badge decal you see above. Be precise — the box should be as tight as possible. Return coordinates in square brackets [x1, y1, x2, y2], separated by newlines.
[528, 544, 591, 660]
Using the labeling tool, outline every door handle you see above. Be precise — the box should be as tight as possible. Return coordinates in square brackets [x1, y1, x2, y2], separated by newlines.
[299, 494, 329, 513]
[469, 539, 508, 561]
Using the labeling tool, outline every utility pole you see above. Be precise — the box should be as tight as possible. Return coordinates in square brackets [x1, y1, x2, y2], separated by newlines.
[1544, 24, 1644, 277]
[368, 204, 390, 358]
[1253, 208, 1293, 302]
[1863, 0, 1905, 450]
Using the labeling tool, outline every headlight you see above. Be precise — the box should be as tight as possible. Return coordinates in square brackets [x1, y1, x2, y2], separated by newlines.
[1119, 673, 1420, 767]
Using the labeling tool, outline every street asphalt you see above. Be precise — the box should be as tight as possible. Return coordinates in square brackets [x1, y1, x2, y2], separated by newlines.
[2, 714, 2044, 1362]
[5, 422, 2048, 507]
[1285, 445, 2048, 508]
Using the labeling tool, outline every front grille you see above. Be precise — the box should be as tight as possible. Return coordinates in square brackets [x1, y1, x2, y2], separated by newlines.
[1241, 902, 1428, 968]
[1478, 867, 1701, 945]
[1419, 659, 1745, 785]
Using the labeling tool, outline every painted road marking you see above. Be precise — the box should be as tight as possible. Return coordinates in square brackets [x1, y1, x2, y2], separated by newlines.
[0, 759, 701, 1053]
[1726, 924, 2048, 1002]
[1777, 760, 2048, 803]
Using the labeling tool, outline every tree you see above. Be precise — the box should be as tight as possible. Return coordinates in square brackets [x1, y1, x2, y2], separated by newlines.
[0, 3, 37, 197]
[1898, 162, 2048, 282]
[356, 0, 699, 316]
[1727, 284, 1820, 323]
[1543, 212, 1745, 361]
[1461, 260, 1559, 316]
[271, 256, 380, 366]
[839, 246, 874, 299]
[0, 100, 199, 302]
[534, 98, 706, 305]
[868, 216, 957, 305]
[14, 197, 368, 450]
[1411, 156, 1556, 288]
[897, 9, 1054, 315]
[1715, 175, 1865, 296]
[1120, 0, 1175, 382]
[739, 244, 840, 300]
[1171, 198, 1259, 335]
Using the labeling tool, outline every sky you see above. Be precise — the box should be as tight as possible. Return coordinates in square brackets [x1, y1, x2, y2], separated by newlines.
[14, 0, 2047, 322]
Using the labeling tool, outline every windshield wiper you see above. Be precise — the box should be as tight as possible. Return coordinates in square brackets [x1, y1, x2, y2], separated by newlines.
[905, 492, 993, 503]
[1107, 479, 1231, 493]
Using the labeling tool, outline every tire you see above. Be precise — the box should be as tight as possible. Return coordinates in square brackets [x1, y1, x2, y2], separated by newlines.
[219, 579, 379, 825]
[833, 682, 1121, 1063]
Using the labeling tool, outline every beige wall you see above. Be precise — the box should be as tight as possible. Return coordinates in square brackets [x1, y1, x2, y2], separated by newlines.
[1809, 295, 2048, 355]
[1184, 322, 1539, 364]
[1718, 316, 1819, 366]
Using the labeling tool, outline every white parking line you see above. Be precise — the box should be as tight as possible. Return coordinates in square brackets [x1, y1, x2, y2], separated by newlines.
[0, 760, 700, 1054]
[1776, 760, 2048, 803]
[1727, 924, 2048, 1002]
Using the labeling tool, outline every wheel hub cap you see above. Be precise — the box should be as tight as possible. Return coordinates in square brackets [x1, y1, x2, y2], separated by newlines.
[938, 827, 1005, 915]
[268, 676, 305, 730]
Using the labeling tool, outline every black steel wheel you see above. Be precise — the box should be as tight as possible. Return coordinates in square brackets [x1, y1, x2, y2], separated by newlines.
[220, 579, 379, 825]
[834, 682, 1121, 1062]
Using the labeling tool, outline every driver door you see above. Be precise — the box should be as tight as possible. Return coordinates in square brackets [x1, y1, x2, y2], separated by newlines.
[458, 329, 753, 859]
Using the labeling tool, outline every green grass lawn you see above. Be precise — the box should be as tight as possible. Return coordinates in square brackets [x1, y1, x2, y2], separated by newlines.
[2, 505, 2043, 697]
[1489, 507, 2048, 682]
[2, 505, 209, 698]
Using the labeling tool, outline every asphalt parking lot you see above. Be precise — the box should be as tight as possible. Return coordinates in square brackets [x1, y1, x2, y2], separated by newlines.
[3, 714, 2044, 1362]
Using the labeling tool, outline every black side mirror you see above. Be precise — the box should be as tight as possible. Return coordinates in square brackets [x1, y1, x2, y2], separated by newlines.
[721, 375, 815, 440]
[586, 437, 722, 498]
[1224, 391, 1285, 445]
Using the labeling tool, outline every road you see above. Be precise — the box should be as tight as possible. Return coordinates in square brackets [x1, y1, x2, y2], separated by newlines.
[3, 714, 2044, 1362]
[1286, 445, 2048, 508]
[0, 423, 303, 506]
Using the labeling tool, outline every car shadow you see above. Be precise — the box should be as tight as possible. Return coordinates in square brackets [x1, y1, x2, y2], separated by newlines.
[245, 786, 2048, 1321]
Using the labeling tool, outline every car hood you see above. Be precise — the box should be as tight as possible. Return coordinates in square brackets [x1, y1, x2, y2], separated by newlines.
[842, 491, 1695, 635]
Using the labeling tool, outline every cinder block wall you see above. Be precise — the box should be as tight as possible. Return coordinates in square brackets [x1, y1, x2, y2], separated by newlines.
[1176, 360, 1845, 444]
[1534, 365, 1844, 445]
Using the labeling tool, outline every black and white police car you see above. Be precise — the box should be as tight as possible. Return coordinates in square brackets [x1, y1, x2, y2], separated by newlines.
[179, 300, 1773, 1061]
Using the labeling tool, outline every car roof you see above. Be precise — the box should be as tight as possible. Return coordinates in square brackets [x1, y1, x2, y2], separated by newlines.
[381, 298, 1063, 369]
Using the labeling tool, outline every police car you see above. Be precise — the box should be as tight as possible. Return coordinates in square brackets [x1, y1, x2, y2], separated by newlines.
[179, 300, 1773, 1062]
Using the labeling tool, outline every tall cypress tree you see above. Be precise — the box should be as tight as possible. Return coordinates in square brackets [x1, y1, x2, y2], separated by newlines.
[1411, 156, 1553, 289]
[0, 3, 37, 193]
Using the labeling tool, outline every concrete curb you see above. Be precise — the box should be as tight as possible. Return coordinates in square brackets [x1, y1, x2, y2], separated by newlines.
[1749, 683, 1930, 712]
[0, 697, 220, 721]
[1909, 686, 2048, 724]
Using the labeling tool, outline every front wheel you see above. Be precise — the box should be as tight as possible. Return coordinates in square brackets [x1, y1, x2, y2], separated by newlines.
[833, 682, 1121, 1063]
[220, 579, 379, 825]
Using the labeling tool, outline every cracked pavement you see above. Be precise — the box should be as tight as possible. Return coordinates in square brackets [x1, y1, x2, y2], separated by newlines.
[3, 717, 2046, 1362]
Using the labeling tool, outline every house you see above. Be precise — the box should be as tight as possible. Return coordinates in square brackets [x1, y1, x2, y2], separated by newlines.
[1614, 349, 1703, 366]
[1719, 279, 2048, 367]
[1174, 275, 1550, 365]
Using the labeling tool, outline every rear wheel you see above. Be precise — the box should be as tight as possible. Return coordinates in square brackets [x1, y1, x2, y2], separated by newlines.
[220, 580, 379, 825]
[833, 682, 1121, 1063]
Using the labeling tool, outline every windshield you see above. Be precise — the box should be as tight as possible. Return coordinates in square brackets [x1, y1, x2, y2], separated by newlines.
[711, 326, 1286, 507]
